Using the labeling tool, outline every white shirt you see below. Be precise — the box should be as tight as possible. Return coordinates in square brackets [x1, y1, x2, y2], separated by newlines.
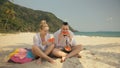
[54, 29, 76, 48]
[33, 33, 51, 51]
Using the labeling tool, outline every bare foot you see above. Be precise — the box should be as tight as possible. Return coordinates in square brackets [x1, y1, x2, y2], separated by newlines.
[74, 54, 82, 58]
[61, 57, 66, 63]
[36, 58, 42, 64]
[48, 59, 56, 64]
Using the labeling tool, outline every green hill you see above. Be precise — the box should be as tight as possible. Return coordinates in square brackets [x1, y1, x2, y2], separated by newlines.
[0, 0, 75, 33]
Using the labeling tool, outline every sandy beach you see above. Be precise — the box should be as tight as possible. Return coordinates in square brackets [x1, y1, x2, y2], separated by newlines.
[0, 32, 120, 68]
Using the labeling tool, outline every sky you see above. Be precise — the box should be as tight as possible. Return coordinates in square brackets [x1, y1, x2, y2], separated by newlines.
[10, 0, 120, 32]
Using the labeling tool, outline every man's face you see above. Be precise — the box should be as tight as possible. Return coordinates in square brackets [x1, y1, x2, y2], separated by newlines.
[61, 25, 69, 34]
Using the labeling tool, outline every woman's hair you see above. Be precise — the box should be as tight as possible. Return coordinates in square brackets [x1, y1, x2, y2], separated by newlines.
[39, 20, 49, 30]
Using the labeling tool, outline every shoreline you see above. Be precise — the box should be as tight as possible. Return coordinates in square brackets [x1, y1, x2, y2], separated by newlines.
[0, 32, 120, 38]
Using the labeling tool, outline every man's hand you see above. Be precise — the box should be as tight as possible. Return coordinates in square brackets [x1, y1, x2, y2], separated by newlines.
[62, 31, 72, 42]
[67, 33, 72, 42]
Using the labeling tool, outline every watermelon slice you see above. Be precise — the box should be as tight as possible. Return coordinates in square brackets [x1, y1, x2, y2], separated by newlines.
[62, 31, 69, 35]
[48, 38, 55, 42]
[64, 45, 71, 52]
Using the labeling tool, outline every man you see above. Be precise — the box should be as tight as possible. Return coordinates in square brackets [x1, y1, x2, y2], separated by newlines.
[52, 22, 82, 62]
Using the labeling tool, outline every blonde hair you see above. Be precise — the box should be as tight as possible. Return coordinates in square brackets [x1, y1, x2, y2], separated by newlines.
[39, 20, 49, 30]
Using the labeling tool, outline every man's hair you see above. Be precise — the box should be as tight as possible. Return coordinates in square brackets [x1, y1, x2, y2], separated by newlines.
[63, 22, 68, 25]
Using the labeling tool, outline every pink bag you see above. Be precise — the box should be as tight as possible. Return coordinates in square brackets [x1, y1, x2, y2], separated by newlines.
[14, 48, 27, 59]
[9, 48, 32, 64]
[11, 56, 32, 64]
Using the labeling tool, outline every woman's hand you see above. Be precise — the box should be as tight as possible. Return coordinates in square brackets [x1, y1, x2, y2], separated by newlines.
[48, 38, 55, 44]
[42, 38, 55, 45]
[42, 41, 48, 45]
[42, 41, 52, 45]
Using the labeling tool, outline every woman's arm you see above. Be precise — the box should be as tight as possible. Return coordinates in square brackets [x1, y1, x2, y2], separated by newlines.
[33, 35, 41, 46]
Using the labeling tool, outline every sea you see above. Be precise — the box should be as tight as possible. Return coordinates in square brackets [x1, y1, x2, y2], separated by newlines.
[74, 32, 120, 37]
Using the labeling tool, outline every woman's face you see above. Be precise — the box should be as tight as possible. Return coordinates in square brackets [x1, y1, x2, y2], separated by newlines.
[40, 27, 49, 35]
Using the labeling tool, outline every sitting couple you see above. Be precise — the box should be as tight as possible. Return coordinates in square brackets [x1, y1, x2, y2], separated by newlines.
[32, 20, 82, 64]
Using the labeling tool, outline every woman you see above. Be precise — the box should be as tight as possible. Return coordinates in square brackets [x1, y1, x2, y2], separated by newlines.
[32, 20, 55, 64]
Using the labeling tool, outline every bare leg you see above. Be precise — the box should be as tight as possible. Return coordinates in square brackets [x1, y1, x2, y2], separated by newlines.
[52, 45, 82, 62]
[32, 46, 42, 64]
[52, 48, 68, 63]
[64, 45, 82, 61]
[32, 45, 54, 63]
[44, 44, 55, 55]
[52, 48, 67, 57]
[74, 54, 82, 58]
[36, 58, 42, 64]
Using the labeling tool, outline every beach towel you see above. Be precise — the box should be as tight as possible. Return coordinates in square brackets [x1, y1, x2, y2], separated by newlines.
[27, 50, 35, 59]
